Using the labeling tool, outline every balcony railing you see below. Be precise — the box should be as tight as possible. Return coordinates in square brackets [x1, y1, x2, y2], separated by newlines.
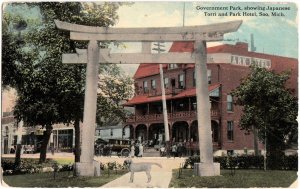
[126, 110, 220, 123]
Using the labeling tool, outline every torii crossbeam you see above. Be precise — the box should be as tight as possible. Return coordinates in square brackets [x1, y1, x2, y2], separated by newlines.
[55, 20, 242, 177]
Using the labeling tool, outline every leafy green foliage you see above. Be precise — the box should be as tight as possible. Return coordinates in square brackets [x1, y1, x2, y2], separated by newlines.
[1, 158, 56, 174]
[183, 155, 297, 170]
[231, 66, 297, 156]
[3, 2, 133, 162]
[4, 2, 133, 126]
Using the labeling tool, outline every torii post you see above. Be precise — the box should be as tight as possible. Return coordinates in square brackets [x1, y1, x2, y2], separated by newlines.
[55, 20, 242, 177]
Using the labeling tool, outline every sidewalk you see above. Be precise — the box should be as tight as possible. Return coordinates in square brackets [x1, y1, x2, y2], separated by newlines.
[100, 157, 185, 188]
[101, 170, 172, 188]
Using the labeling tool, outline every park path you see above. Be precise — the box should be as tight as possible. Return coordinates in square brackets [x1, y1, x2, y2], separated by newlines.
[98, 156, 185, 188]
[101, 170, 172, 188]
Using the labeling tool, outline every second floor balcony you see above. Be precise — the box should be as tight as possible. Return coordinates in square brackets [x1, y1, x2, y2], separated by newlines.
[125, 110, 220, 124]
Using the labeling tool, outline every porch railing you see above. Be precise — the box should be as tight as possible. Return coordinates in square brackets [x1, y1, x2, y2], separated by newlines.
[126, 110, 220, 123]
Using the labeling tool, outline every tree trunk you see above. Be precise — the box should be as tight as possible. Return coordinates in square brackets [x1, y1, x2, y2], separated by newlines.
[252, 126, 259, 156]
[15, 144, 22, 167]
[39, 125, 52, 163]
[74, 119, 81, 162]
[266, 132, 285, 170]
[15, 121, 24, 167]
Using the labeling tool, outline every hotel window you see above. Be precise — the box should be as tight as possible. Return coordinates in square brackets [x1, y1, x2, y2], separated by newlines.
[143, 81, 148, 93]
[178, 73, 185, 89]
[164, 77, 169, 88]
[169, 64, 178, 69]
[207, 69, 211, 84]
[227, 121, 234, 141]
[151, 79, 156, 89]
[227, 94, 233, 111]
[193, 71, 196, 87]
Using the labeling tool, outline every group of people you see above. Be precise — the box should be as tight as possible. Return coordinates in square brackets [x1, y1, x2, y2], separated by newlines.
[130, 141, 144, 157]
[159, 142, 187, 158]
[9, 145, 35, 154]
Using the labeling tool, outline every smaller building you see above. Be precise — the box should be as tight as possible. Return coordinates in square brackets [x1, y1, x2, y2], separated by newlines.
[1, 112, 17, 154]
[95, 125, 130, 141]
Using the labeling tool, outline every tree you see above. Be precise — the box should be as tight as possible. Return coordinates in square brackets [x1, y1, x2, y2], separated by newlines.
[2, 12, 38, 166]
[231, 66, 297, 160]
[96, 65, 134, 126]
[3, 2, 133, 163]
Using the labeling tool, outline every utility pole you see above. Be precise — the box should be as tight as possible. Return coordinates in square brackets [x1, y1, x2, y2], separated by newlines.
[250, 33, 260, 157]
[152, 42, 170, 154]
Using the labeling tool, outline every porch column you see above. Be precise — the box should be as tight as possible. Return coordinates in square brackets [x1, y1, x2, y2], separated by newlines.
[146, 126, 149, 141]
[188, 97, 191, 113]
[133, 125, 136, 140]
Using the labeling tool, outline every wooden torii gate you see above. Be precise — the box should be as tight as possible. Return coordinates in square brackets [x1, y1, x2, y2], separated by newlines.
[55, 20, 242, 177]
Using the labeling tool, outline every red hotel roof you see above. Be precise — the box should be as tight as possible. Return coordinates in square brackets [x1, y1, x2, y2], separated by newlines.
[124, 83, 220, 106]
[133, 42, 298, 80]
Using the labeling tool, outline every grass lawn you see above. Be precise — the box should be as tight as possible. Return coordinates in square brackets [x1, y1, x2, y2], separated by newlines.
[52, 157, 74, 165]
[3, 170, 128, 187]
[169, 169, 297, 188]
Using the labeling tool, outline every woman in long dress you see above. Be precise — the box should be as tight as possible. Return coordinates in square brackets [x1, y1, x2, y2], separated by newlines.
[137, 143, 143, 157]
[130, 144, 135, 157]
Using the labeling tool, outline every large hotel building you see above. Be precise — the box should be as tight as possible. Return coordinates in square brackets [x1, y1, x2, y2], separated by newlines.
[123, 41, 297, 155]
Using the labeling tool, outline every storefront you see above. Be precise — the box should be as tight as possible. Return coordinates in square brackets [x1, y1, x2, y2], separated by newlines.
[52, 128, 74, 152]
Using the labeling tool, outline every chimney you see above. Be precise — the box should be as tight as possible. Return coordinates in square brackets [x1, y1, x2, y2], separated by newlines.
[250, 33, 256, 52]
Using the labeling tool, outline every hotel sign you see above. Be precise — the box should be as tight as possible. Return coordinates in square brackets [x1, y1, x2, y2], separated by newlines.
[230, 55, 271, 68]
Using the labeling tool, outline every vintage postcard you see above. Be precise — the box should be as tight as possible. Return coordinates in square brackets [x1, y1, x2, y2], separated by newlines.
[1, 1, 298, 188]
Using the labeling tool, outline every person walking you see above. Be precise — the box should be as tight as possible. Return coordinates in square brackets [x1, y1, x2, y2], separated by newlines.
[177, 142, 183, 158]
[130, 144, 135, 158]
[171, 144, 177, 158]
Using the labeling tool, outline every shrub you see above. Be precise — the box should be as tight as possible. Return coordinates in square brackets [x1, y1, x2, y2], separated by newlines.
[283, 155, 298, 170]
[1, 158, 72, 175]
[214, 156, 227, 169]
[183, 155, 200, 169]
[105, 162, 125, 170]
[183, 154, 297, 170]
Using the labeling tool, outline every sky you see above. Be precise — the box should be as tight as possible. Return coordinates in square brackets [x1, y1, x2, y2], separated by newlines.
[3, 1, 299, 76]
[110, 1, 298, 75]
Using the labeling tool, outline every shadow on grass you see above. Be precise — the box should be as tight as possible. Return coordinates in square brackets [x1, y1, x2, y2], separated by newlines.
[3, 170, 128, 187]
[169, 169, 297, 188]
